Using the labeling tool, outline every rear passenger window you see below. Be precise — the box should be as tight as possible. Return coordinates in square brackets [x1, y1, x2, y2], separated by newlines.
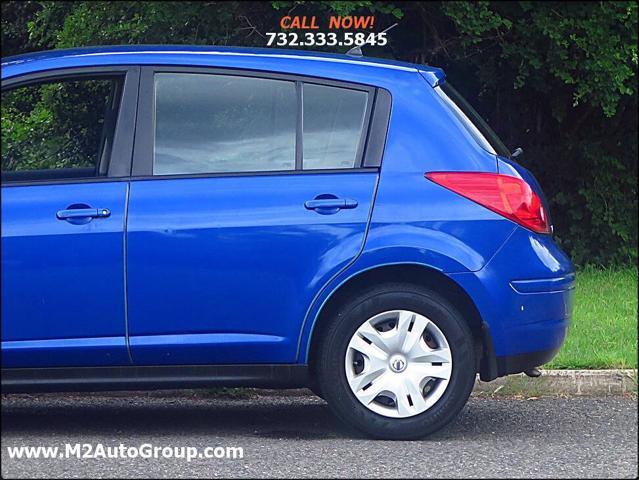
[1, 77, 123, 182]
[151, 72, 374, 176]
[302, 84, 368, 170]
[154, 74, 296, 175]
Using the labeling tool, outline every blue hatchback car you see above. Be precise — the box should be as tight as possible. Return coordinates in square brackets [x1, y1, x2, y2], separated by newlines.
[1, 46, 575, 439]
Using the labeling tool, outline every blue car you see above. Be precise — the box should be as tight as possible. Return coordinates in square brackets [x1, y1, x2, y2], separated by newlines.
[1, 46, 575, 439]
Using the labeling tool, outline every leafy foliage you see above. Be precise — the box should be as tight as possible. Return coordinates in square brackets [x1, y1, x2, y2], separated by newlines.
[1, 0, 637, 266]
[2, 79, 115, 172]
[429, 2, 638, 266]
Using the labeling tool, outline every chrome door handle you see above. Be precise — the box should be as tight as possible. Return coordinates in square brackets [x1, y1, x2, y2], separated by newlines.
[304, 199, 358, 210]
[56, 208, 111, 220]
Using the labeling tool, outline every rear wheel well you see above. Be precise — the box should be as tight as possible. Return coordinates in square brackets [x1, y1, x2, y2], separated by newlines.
[308, 264, 486, 376]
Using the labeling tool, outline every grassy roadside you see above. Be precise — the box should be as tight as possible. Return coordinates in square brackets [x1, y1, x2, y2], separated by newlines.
[547, 267, 638, 369]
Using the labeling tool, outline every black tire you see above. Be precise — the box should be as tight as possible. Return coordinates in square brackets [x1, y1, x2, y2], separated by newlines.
[309, 383, 324, 399]
[315, 283, 476, 440]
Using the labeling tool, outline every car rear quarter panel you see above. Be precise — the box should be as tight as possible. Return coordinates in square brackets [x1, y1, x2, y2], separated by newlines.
[297, 73, 519, 362]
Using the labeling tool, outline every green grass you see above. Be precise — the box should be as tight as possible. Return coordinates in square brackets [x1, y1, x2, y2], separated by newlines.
[547, 267, 638, 369]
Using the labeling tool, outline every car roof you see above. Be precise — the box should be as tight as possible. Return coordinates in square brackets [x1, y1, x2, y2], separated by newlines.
[3, 45, 421, 71]
[1, 45, 445, 86]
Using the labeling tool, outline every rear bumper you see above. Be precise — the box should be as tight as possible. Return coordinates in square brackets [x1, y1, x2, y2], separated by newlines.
[450, 226, 575, 379]
[496, 343, 564, 377]
[478, 315, 568, 380]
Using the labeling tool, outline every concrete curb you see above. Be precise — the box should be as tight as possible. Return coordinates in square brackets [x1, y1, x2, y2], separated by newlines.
[250, 369, 638, 398]
[472, 369, 637, 397]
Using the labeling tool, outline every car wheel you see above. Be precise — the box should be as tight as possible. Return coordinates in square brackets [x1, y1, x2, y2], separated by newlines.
[315, 283, 476, 439]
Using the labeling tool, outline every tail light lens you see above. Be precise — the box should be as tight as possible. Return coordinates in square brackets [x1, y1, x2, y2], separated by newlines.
[425, 172, 550, 234]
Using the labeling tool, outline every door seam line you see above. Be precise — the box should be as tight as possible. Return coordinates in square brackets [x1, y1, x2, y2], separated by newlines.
[294, 172, 382, 361]
[123, 181, 133, 363]
[123, 66, 141, 364]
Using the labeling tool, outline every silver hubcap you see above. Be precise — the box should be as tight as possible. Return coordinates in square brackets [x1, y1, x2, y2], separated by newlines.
[344, 310, 453, 418]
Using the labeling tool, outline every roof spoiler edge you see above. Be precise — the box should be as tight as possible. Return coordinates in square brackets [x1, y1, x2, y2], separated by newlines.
[418, 68, 446, 88]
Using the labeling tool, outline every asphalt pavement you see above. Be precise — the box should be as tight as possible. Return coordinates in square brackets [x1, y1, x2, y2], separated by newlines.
[1, 391, 637, 478]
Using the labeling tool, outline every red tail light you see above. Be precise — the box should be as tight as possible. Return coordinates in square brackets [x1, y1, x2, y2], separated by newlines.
[425, 172, 550, 234]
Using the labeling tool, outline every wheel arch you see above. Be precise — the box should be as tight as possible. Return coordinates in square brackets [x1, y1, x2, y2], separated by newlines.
[305, 263, 496, 379]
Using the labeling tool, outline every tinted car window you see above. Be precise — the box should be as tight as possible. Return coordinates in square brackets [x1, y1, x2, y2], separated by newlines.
[302, 84, 368, 170]
[154, 73, 296, 175]
[435, 83, 510, 158]
[1, 78, 122, 181]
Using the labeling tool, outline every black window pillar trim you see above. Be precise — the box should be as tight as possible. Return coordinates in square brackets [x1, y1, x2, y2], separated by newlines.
[295, 81, 303, 170]
[355, 87, 376, 168]
[108, 66, 140, 178]
[131, 67, 155, 177]
[362, 87, 391, 168]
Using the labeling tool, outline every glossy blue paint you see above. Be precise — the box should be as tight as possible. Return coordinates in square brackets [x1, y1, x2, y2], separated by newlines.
[1, 46, 575, 373]
[126, 173, 377, 364]
[417, 67, 446, 87]
[510, 274, 575, 294]
[2, 45, 430, 79]
[2, 336, 128, 368]
[1, 182, 130, 367]
[449, 225, 575, 357]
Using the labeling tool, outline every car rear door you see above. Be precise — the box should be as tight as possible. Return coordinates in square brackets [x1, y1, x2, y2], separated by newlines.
[1, 67, 138, 367]
[126, 67, 388, 365]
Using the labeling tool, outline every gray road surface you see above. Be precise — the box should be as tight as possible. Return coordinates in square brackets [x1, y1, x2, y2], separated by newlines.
[1, 392, 637, 478]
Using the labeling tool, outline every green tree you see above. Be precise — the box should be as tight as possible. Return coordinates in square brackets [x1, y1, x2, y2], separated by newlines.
[2, 0, 636, 266]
